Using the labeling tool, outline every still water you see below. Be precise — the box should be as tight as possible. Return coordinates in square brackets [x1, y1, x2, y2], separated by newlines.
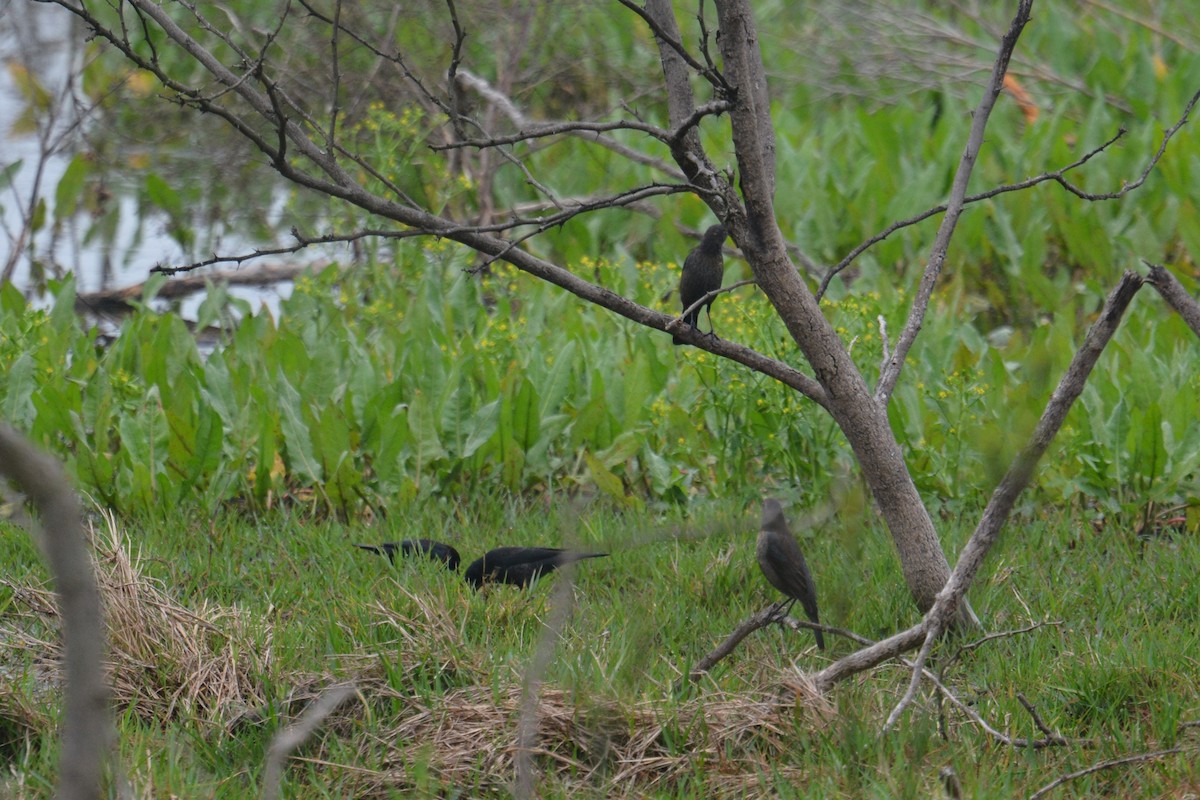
[1, 3, 303, 320]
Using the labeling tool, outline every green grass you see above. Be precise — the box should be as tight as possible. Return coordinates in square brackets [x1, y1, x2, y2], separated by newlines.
[3, 497, 1197, 797]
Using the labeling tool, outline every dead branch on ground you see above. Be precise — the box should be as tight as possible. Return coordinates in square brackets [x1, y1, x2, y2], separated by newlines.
[1028, 743, 1196, 800]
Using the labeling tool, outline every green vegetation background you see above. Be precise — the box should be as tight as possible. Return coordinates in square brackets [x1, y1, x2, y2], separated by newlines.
[2, 0, 1200, 796]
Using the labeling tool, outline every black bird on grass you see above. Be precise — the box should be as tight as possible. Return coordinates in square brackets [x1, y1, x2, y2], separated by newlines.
[756, 498, 824, 649]
[463, 546, 609, 589]
[673, 224, 728, 345]
[355, 539, 462, 572]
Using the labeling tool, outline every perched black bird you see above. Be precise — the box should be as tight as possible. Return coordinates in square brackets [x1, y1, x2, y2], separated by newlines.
[673, 224, 728, 345]
[463, 546, 608, 589]
[756, 498, 824, 649]
[355, 539, 462, 572]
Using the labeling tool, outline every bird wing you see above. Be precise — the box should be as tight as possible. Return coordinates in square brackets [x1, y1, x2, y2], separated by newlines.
[761, 533, 820, 623]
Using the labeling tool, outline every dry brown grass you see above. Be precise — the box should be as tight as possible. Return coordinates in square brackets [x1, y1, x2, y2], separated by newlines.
[306, 598, 838, 797]
[1, 509, 270, 732]
[1, 512, 838, 797]
[298, 678, 835, 798]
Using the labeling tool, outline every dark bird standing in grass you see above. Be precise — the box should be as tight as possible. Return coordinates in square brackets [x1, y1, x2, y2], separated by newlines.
[464, 546, 608, 589]
[673, 224, 728, 345]
[355, 539, 462, 572]
[756, 498, 824, 649]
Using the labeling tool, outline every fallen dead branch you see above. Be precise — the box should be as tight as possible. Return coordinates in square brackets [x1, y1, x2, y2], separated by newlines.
[1028, 744, 1195, 799]
[74, 261, 317, 316]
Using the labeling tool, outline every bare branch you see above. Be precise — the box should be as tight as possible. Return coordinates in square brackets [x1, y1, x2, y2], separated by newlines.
[150, 181, 690, 276]
[616, 0, 730, 94]
[817, 126, 1127, 301]
[688, 604, 780, 681]
[433, 118, 671, 150]
[79, 262, 316, 314]
[261, 684, 357, 800]
[326, 0, 344, 155]
[449, 67, 689, 181]
[947, 620, 1061, 663]
[876, 0, 1034, 405]
[921, 660, 1086, 749]
[883, 629, 938, 730]
[444, 0, 468, 141]
[1144, 261, 1200, 338]
[814, 272, 1143, 694]
[1029, 747, 1193, 800]
[667, 278, 759, 335]
[0, 425, 111, 800]
[1016, 693, 1069, 742]
[642, 0, 730, 206]
[819, 84, 1199, 304]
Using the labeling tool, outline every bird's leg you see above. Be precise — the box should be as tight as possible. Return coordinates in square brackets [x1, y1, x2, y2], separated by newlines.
[770, 599, 791, 622]
[704, 305, 718, 340]
[780, 597, 798, 620]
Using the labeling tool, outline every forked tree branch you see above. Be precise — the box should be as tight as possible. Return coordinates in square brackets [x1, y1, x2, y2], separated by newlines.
[880, 272, 1143, 714]
[52, 0, 826, 408]
[0, 425, 111, 800]
[810, 272, 1144, 695]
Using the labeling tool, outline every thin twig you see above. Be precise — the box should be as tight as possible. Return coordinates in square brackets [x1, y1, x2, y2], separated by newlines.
[945, 620, 1061, 668]
[817, 127, 1125, 301]
[261, 684, 357, 800]
[876, 0, 1034, 405]
[615, 0, 731, 94]
[1028, 747, 1191, 800]
[666, 279, 759, 335]
[1016, 693, 1067, 741]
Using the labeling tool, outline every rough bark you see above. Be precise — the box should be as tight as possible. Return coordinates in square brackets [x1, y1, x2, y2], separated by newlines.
[712, 0, 966, 619]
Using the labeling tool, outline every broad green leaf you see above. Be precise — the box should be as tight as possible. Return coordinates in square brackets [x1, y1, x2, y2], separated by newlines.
[463, 399, 500, 459]
[407, 390, 446, 463]
[277, 375, 323, 483]
[538, 339, 577, 416]
[145, 173, 183, 217]
[0, 160, 24, 192]
[583, 451, 625, 503]
[1, 354, 36, 425]
[54, 154, 93, 219]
